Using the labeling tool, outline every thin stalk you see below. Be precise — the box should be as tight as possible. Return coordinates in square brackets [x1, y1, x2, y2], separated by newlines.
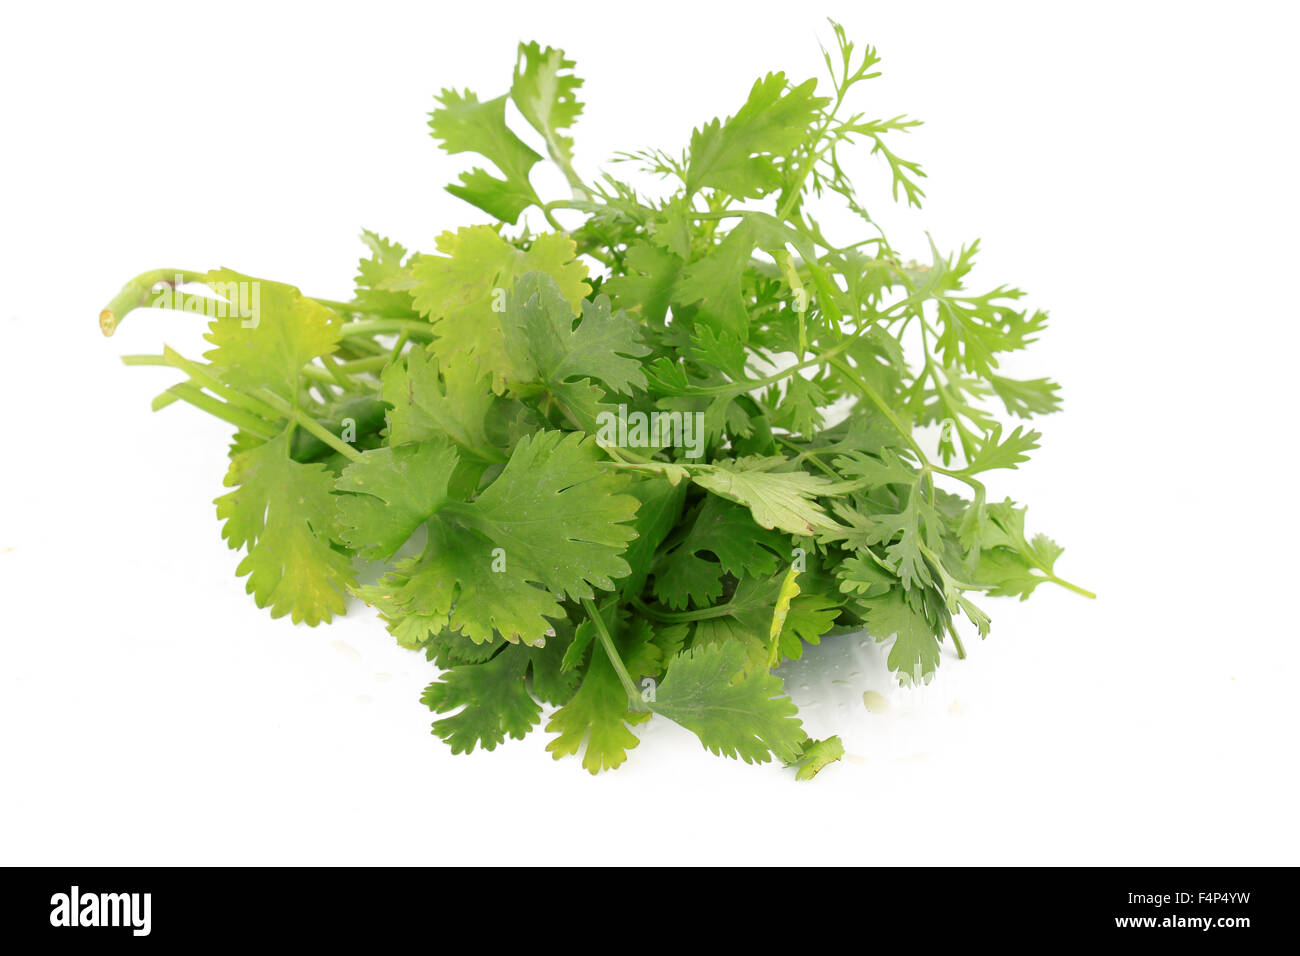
[339, 319, 434, 340]
[1047, 576, 1097, 600]
[123, 350, 285, 425]
[256, 390, 363, 462]
[389, 330, 410, 363]
[581, 598, 644, 709]
[631, 595, 735, 624]
[157, 384, 279, 440]
[100, 269, 202, 336]
[826, 354, 928, 464]
[946, 622, 967, 660]
[318, 354, 357, 390]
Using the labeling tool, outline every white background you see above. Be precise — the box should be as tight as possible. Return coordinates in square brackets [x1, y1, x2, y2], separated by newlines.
[2, 1, 1297, 865]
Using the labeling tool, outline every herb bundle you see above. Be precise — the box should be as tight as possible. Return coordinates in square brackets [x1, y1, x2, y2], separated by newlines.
[102, 24, 1090, 776]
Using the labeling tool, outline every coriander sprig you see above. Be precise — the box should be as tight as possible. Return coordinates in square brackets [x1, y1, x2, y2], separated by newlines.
[102, 21, 1090, 777]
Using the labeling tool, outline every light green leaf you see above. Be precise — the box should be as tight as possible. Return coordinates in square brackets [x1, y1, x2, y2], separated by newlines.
[215, 433, 354, 626]
[335, 440, 460, 560]
[202, 270, 341, 400]
[452, 430, 640, 599]
[692, 457, 844, 537]
[651, 642, 804, 764]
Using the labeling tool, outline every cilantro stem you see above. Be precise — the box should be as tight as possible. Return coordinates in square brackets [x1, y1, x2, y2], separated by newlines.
[946, 622, 967, 660]
[318, 354, 357, 390]
[300, 355, 390, 385]
[100, 268, 202, 336]
[389, 330, 410, 363]
[1046, 576, 1096, 600]
[157, 384, 280, 439]
[256, 390, 364, 462]
[826, 354, 928, 464]
[631, 596, 733, 623]
[779, 252, 809, 359]
[338, 319, 433, 340]
[123, 350, 286, 425]
[310, 297, 370, 314]
[580, 598, 644, 709]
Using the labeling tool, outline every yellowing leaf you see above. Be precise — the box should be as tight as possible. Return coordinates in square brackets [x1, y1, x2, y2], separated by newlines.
[214, 434, 353, 626]
[409, 227, 589, 391]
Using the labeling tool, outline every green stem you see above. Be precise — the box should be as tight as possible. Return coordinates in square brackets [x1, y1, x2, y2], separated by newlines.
[256, 390, 363, 462]
[779, 252, 809, 359]
[318, 353, 356, 390]
[389, 330, 410, 363]
[100, 269, 203, 336]
[631, 595, 734, 624]
[157, 384, 280, 439]
[947, 622, 967, 660]
[123, 350, 286, 425]
[581, 598, 644, 709]
[826, 354, 928, 464]
[310, 297, 370, 313]
[1047, 576, 1096, 600]
[339, 319, 433, 340]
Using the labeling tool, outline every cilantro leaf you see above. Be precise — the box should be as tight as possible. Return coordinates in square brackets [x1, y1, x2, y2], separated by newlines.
[511, 42, 584, 173]
[546, 618, 658, 774]
[380, 347, 499, 459]
[501, 271, 651, 421]
[215, 433, 354, 626]
[335, 440, 460, 561]
[451, 430, 640, 600]
[692, 457, 845, 537]
[686, 74, 828, 199]
[653, 496, 787, 610]
[429, 89, 542, 222]
[353, 231, 418, 318]
[409, 227, 589, 389]
[422, 644, 540, 754]
[202, 270, 341, 400]
[860, 588, 945, 687]
[357, 522, 565, 647]
[651, 642, 805, 764]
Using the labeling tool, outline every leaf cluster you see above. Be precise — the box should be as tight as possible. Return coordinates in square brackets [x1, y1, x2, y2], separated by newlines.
[105, 23, 1090, 775]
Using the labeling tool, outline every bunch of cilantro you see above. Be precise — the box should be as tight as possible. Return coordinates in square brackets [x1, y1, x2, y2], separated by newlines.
[102, 24, 1090, 777]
